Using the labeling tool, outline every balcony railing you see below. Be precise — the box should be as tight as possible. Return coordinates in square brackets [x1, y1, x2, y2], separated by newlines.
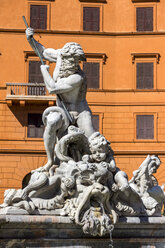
[6, 83, 50, 96]
[6, 83, 55, 104]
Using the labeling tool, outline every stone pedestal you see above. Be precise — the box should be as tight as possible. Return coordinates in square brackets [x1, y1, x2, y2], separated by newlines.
[0, 215, 165, 248]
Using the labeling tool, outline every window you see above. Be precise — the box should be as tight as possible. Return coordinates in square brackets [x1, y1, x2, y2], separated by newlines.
[136, 62, 153, 89]
[83, 7, 100, 31]
[29, 61, 43, 83]
[131, 53, 160, 90]
[28, 113, 44, 138]
[28, 60, 46, 95]
[81, 53, 106, 89]
[83, 62, 100, 88]
[92, 114, 99, 131]
[136, 7, 153, 31]
[30, 5, 47, 29]
[136, 115, 154, 139]
[91, 112, 103, 133]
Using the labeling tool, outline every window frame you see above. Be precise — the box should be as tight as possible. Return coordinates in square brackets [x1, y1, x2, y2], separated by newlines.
[28, 60, 47, 96]
[26, 112, 44, 140]
[27, 1, 51, 30]
[134, 3, 157, 32]
[80, 53, 107, 90]
[136, 62, 154, 89]
[81, 3, 103, 32]
[24, 51, 49, 83]
[83, 59, 101, 89]
[24, 51, 54, 97]
[91, 112, 104, 133]
[134, 112, 157, 142]
[131, 53, 160, 91]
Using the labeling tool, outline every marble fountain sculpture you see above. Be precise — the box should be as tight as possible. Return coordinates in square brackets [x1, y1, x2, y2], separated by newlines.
[0, 27, 165, 238]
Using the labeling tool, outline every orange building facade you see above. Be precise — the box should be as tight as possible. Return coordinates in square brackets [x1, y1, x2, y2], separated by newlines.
[0, 0, 165, 203]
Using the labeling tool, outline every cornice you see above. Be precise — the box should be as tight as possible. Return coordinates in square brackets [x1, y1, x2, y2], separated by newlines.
[131, 53, 161, 64]
[87, 89, 165, 92]
[1, 28, 165, 37]
[24, 51, 36, 61]
[114, 150, 165, 155]
[88, 102, 165, 106]
[85, 53, 107, 64]
[29, 0, 55, 2]
[79, 0, 107, 2]
[0, 149, 46, 155]
[0, 149, 164, 155]
[132, 0, 159, 2]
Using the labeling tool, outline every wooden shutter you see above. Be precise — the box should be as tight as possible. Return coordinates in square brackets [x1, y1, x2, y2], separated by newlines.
[28, 61, 45, 95]
[136, 7, 153, 31]
[83, 7, 100, 31]
[28, 114, 36, 138]
[92, 115, 99, 131]
[83, 62, 100, 88]
[145, 7, 153, 31]
[136, 115, 154, 139]
[29, 61, 43, 83]
[36, 116, 44, 138]
[30, 5, 47, 30]
[28, 114, 44, 138]
[136, 62, 153, 89]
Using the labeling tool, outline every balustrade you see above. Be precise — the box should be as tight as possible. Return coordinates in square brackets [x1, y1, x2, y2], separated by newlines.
[6, 83, 49, 96]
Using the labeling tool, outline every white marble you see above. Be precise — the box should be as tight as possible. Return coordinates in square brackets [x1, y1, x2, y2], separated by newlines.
[0, 28, 165, 237]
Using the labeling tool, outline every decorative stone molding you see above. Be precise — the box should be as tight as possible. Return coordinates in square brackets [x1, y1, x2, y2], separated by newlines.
[131, 53, 160, 64]
[1, 215, 165, 247]
[24, 51, 37, 62]
[79, 0, 106, 3]
[132, 0, 159, 2]
[85, 53, 107, 64]
[28, 0, 55, 1]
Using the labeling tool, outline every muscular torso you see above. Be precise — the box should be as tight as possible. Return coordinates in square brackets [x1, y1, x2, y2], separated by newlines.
[54, 68, 90, 114]
[43, 48, 92, 115]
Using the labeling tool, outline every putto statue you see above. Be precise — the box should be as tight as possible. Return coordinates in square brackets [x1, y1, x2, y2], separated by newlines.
[0, 26, 165, 237]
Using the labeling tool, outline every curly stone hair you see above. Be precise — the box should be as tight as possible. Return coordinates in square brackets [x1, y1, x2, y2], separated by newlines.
[58, 42, 86, 78]
[88, 132, 111, 153]
[61, 42, 85, 59]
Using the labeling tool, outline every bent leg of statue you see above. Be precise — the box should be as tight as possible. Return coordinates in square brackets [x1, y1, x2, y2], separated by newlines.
[77, 111, 96, 138]
[43, 112, 63, 171]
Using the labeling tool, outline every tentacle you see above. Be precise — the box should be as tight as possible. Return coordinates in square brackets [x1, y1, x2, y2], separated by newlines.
[42, 106, 69, 138]
[55, 128, 89, 162]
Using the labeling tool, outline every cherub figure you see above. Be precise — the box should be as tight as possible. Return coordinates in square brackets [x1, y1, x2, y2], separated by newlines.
[82, 132, 129, 194]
